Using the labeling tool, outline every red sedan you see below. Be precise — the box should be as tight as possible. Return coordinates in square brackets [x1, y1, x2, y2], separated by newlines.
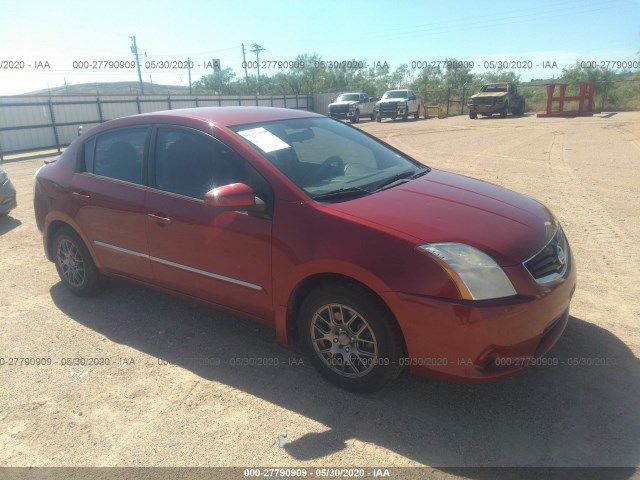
[34, 107, 576, 392]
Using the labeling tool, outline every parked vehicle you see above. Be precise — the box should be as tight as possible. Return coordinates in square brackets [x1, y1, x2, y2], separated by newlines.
[375, 89, 420, 122]
[328, 92, 376, 123]
[0, 167, 17, 216]
[467, 82, 525, 119]
[34, 107, 575, 392]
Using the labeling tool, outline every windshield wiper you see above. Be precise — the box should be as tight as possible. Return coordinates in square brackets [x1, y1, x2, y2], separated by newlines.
[312, 186, 372, 202]
[373, 168, 429, 192]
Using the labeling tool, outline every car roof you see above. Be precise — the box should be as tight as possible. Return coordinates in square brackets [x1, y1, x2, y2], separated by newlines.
[137, 106, 322, 127]
[84, 107, 323, 137]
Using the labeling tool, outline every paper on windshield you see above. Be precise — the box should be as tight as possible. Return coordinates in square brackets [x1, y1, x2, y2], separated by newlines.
[236, 127, 291, 153]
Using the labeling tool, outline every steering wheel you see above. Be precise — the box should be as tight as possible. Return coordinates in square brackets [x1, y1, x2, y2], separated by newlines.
[315, 155, 345, 181]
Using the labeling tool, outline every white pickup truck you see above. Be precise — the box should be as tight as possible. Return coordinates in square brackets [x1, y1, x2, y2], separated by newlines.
[328, 92, 376, 123]
[374, 89, 421, 122]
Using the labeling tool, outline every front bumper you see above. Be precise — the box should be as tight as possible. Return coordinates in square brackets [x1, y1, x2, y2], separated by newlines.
[381, 250, 577, 382]
[0, 177, 17, 214]
[329, 111, 356, 120]
[468, 102, 504, 114]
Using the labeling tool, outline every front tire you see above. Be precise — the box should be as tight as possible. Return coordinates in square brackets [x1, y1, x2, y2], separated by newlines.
[53, 227, 101, 296]
[350, 109, 360, 124]
[298, 283, 405, 392]
[414, 106, 420, 119]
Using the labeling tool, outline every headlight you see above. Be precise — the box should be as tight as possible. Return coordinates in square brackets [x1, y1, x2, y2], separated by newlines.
[349, 103, 356, 110]
[417, 243, 516, 300]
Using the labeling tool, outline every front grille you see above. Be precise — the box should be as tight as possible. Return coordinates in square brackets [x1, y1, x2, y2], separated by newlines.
[330, 104, 349, 114]
[475, 97, 496, 106]
[524, 227, 569, 283]
[379, 102, 398, 114]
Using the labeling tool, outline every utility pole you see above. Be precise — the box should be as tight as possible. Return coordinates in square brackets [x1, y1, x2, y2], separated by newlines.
[250, 43, 265, 93]
[187, 56, 192, 95]
[130, 35, 144, 95]
[241, 43, 249, 89]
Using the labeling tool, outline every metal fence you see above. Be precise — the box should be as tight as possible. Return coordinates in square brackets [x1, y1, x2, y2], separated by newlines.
[0, 94, 313, 160]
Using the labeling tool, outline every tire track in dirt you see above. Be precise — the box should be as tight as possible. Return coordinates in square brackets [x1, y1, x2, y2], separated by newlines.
[545, 130, 640, 333]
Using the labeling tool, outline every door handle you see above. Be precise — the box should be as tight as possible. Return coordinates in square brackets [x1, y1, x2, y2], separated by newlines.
[72, 191, 90, 202]
[147, 213, 172, 225]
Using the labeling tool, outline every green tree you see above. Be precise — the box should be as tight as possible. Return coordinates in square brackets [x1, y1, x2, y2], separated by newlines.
[411, 64, 444, 105]
[193, 67, 236, 95]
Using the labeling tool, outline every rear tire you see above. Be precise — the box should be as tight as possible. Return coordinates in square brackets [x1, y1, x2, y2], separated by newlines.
[298, 282, 405, 392]
[53, 227, 101, 296]
[376, 112, 382, 122]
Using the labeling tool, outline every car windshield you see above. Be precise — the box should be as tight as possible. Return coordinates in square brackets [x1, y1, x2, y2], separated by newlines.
[337, 94, 360, 102]
[382, 91, 408, 99]
[231, 117, 429, 202]
[481, 84, 508, 92]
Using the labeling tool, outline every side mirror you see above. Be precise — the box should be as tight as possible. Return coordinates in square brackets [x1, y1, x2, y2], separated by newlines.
[330, 98, 335, 103]
[204, 183, 266, 212]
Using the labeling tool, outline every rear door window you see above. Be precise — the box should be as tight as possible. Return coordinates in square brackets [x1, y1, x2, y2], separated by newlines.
[89, 127, 148, 185]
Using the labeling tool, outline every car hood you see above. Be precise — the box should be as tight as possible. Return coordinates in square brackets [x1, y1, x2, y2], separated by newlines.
[471, 92, 508, 99]
[323, 169, 556, 266]
[377, 98, 408, 103]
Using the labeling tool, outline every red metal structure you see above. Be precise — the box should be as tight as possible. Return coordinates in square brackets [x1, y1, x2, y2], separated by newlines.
[537, 82, 596, 117]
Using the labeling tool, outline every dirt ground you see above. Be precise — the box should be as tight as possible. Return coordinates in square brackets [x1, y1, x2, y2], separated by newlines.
[1, 112, 639, 477]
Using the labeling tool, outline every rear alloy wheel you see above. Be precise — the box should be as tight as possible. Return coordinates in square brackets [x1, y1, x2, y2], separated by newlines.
[53, 227, 101, 296]
[376, 112, 382, 122]
[299, 283, 405, 392]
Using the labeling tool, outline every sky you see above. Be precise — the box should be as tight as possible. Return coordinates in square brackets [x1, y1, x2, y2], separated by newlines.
[0, 0, 639, 95]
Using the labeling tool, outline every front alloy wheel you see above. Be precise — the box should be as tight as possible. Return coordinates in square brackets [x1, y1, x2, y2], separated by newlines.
[310, 303, 378, 378]
[299, 283, 405, 392]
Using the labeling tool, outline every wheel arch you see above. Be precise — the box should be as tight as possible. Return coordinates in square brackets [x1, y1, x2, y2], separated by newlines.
[45, 218, 97, 267]
[283, 272, 407, 356]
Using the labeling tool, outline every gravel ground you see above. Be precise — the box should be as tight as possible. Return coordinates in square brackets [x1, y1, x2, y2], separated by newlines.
[1, 112, 639, 478]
